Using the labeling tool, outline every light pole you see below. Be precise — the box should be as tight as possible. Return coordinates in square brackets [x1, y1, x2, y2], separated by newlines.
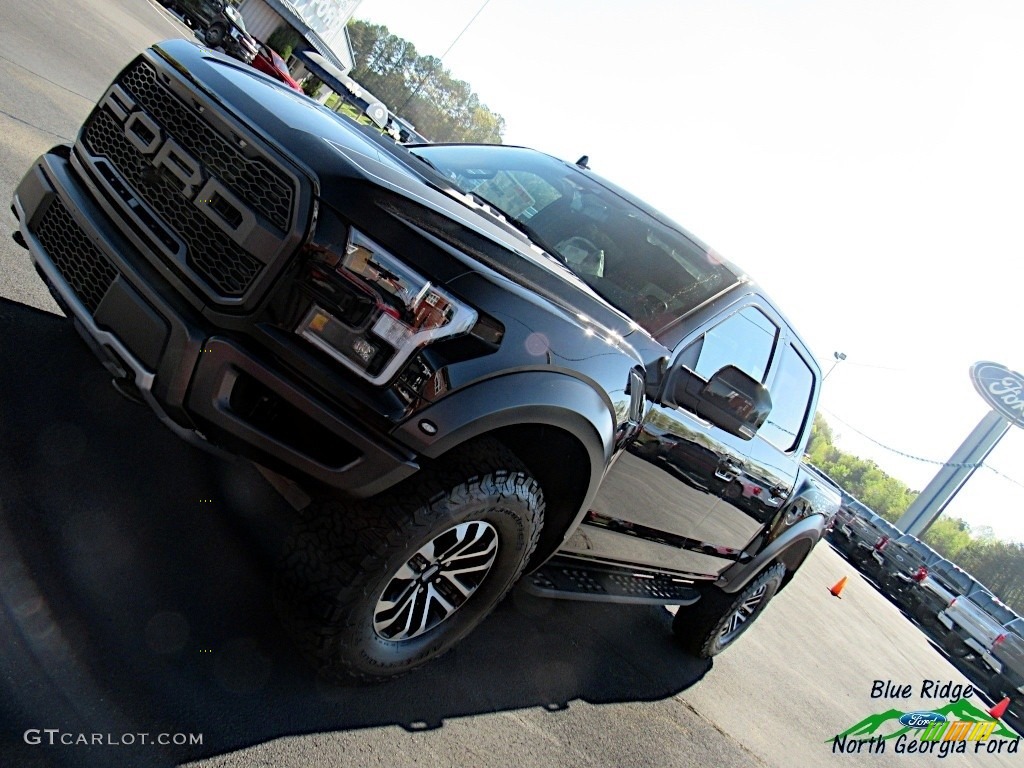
[824, 351, 847, 380]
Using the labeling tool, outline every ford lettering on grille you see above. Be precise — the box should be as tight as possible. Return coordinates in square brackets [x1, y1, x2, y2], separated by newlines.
[101, 83, 257, 247]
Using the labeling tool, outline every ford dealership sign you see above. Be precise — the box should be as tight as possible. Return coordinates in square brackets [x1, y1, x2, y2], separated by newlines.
[970, 361, 1024, 428]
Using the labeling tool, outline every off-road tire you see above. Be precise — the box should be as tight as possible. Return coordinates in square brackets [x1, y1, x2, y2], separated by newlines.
[274, 439, 544, 683]
[673, 562, 786, 658]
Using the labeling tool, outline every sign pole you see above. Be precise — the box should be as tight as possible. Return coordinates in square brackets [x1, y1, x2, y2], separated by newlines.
[895, 410, 1009, 536]
[895, 361, 1024, 537]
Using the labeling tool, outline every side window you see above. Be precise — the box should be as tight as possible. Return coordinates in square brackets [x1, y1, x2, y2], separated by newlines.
[760, 345, 815, 451]
[687, 306, 778, 383]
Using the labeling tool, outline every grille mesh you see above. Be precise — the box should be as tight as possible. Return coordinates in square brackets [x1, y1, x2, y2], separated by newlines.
[79, 58, 300, 299]
[119, 60, 292, 230]
[35, 198, 118, 314]
[84, 109, 263, 296]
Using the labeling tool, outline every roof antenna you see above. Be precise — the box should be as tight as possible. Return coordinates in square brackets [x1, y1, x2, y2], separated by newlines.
[576, 155, 590, 169]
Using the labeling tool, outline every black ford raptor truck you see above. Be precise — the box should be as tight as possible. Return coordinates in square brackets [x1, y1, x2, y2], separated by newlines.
[11, 40, 840, 681]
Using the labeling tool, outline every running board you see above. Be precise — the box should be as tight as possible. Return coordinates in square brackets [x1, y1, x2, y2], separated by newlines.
[523, 558, 702, 606]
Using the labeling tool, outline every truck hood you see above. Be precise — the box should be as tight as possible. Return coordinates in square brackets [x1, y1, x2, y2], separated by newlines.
[152, 40, 641, 340]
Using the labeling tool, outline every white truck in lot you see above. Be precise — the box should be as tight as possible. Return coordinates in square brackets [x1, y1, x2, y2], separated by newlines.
[989, 618, 1024, 707]
[912, 558, 986, 632]
[938, 590, 1017, 668]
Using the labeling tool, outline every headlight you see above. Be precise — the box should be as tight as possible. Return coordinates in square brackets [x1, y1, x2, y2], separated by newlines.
[298, 228, 477, 384]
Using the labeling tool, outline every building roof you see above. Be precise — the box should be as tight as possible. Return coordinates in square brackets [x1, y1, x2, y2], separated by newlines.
[260, 0, 354, 72]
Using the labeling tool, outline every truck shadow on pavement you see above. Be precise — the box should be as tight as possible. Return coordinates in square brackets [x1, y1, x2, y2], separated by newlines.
[0, 299, 713, 768]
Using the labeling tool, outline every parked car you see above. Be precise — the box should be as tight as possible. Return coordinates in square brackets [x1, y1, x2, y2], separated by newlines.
[827, 497, 878, 558]
[386, 115, 431, 145]
[876, 532, 943, 609]
[989, 618, 1024, 706]
[912, 558, 988, 631]
[939, 591, 1017, 666]
[172, 0, 257, 63]
[251, 42, 303, 92]
[832, 502, 901, 577]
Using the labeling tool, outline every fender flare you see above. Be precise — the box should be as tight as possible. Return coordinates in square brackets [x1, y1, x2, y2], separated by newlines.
[715, 515, 826, 594]
[392, 370, 616, 511]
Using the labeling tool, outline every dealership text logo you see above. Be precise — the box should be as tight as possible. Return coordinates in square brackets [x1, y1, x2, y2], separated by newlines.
[98, 84, 258, 246]
[830, 696, 1019, 758]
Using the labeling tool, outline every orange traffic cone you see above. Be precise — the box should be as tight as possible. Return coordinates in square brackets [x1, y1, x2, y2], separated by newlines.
[829, 576, 848, 598]
[989, 697, 1010, 719]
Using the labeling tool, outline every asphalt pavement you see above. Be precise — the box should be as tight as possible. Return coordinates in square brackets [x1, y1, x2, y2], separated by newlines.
[0, 2, 1020, 767]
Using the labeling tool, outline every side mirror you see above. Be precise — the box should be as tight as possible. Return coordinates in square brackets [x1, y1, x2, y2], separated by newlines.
[666, 365, 772, 440]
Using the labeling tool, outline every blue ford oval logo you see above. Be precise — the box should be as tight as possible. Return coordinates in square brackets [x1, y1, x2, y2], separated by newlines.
[969, 361, 1024, 428]
[899, 711, 947, 728]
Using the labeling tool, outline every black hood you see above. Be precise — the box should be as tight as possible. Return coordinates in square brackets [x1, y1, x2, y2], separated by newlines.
[150, 40, 641, 339]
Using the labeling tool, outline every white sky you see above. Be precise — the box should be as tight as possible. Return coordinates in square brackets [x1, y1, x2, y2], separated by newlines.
[353, 0, 1024, 542]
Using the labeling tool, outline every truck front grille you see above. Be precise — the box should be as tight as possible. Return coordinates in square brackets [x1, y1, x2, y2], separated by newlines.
[78, 58, 300, 303]
[35, 198, 118, 313]
[86, 109, 263, 296]
[117, 61, 292, 230]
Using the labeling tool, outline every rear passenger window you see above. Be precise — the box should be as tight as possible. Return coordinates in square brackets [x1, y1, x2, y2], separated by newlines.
[760, 345, 815, 451]
[935, 565, 975, 594]
[974, 594, 1016, 625]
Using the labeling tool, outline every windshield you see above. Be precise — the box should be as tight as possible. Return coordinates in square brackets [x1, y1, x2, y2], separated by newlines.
[225, 5, 247, 31]
[410, 144, 740, 333]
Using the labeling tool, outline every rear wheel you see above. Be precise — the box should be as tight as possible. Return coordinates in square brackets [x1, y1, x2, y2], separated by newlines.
[274, 439, 544, 682]
[989, 673, 1023, 705]
[673, 562, 786, 658]
[941, 632, 969, 658]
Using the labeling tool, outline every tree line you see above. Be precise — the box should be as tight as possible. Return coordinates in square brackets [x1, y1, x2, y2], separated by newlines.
[346, 20, 505, 144]
[807, 414, 1024, 612]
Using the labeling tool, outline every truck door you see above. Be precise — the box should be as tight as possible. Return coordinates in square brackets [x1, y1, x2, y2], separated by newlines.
[561, 302, 784, 578]
[725, 339, 818, 554]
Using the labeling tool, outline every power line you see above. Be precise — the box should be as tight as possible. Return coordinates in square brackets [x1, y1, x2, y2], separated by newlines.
[820, 407, 1024, 491]
[437, 0, 495, 60]
[396, 0, 495, 113]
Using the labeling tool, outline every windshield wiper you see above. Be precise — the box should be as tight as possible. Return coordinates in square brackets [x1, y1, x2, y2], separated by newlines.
[461, 192, 569, 266]
[406, 152, 570, 268]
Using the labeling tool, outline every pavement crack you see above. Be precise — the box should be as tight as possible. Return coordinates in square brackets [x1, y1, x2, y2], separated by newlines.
[0, 108, 72, 141]
[0, 53, 94, 102]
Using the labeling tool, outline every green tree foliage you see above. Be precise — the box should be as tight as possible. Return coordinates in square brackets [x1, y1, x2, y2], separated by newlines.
[267, 25, 302, 59]
[957, 539, 1024, 612]
[809, 414, 1024, 612]
[921, 516, 973, 560]
[806, 414, 917, 522]
[347, 20, 505, 143]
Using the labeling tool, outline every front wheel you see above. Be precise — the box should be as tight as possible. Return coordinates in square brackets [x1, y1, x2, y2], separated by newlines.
[274, 439, 544, 682]
[673, 562, 786, 658]
[205, 22, 227, 47]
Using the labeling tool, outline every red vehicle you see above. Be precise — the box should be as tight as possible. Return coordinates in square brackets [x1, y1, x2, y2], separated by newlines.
[251, 42, 302, 92]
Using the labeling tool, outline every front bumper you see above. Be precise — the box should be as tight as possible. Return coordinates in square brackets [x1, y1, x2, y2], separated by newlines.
[13, 149, 418, 497]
